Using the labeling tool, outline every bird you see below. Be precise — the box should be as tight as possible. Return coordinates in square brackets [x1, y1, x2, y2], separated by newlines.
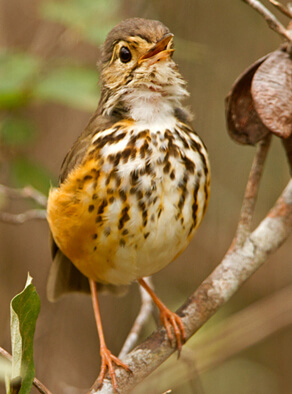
[47, 17, 210, 392]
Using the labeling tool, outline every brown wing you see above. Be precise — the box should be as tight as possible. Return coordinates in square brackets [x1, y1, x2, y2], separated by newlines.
[47, 113, 126, 301]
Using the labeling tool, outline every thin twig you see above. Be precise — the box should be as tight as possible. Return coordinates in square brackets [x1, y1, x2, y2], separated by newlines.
[0, 347, 52, 394]
[269, 0, 292, 18]
[119, 277, 154, 359]
[0, 185, 48, 207]
[242, 0, 292, 41]
[235, 134, 272, 246]
[0, 209, 47, 224]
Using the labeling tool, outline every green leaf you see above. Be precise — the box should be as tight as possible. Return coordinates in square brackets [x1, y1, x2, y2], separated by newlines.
[10, 157, 54, 195]
[40, 0, 119, 45]
[10, 274, 40, 394]
[0, 117, 36, 147]
[0, 51, 40, 109]
[34, 66, 99, 112]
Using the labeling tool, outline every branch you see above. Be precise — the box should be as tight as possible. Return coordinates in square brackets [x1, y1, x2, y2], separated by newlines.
[0, 209, 47, 224]
[235, 134, 271, 246]
[269, 0, 292, 19]
[139, 284, 292, 392]
[0, 184, 47, 224]
[0, 347, 52, 394]
[91, 176, 292, 393]
[242, 0, 292, 41]
[0, 185, 47, 207]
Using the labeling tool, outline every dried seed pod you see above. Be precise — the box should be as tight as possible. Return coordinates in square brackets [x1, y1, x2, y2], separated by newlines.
[251, 47, 292, 139]
[225, 55, 270, 145]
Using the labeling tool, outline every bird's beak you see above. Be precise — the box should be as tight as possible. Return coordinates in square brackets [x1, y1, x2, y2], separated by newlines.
[138, 33, 174, 65]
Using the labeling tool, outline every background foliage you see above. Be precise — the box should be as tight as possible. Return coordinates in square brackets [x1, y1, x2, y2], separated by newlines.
[0, 0, 291, 393]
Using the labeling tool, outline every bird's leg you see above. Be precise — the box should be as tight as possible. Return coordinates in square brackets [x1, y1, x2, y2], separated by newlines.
[89, 280, 131, 392]
[138, 278, 186, 353]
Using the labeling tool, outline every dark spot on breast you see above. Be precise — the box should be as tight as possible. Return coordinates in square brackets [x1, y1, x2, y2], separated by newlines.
[144, 232, 150, 239]
[83, 175, 93, 181]
[170, 169, 175, 180]
[109, 196, 115, 203]
[114, 132, 126, 142]
[118, 206, 130, 229]
[138, 201, 145, 211]
[140, 140, 149, 159]
[88, 204, 95, 213]
[92, 193, 98, 200]
[114, 152, 122, 166]
[130, 170, 139, 185]
[96, 215, 102, 223]
[93, 246, 97, 251]
[90, 168, 100, 179]
[142, 209, 148, 227]
[182, 156, 195, 174]
[158, 207, 162, 218]
[136, 189, 143, 200]
[120, 239, 126, 247]
[98, 199, 108, 214]
[163, 161, 171, 174]
[145, 189, 152, 198]
[108, 154, 115, 163]
[178, 194, 186, 211]
[122, 229, 129, 235]
[92, 233, 98, 240]
[131, 148, 137, 159]
[121, 148, 132, 162]
[145, 161, 153, 174]
[119, 189, 127, 202]
[107, 188, 114, 194]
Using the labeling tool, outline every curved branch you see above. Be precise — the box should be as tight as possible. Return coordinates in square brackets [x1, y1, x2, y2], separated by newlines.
[0, 347, 52, 394]
[91, 178, 292, 393]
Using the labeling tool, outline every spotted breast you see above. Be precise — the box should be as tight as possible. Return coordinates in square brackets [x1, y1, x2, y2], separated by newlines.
[47, 117, 210, 286]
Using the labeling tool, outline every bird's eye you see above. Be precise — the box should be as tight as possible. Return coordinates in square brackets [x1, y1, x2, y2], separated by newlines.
[119, 46, 132, 63]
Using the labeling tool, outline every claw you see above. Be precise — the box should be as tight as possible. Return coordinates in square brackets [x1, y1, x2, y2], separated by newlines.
[159, 306, 186, 355]
[138, 278, 186, 354]
[96, 345, 131, 392]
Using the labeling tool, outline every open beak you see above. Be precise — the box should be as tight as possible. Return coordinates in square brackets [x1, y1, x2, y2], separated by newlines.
[138, 33, 174, 65]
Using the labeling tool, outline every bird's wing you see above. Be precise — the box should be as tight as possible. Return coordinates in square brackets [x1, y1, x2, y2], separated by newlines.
[47, 113, 127, 300]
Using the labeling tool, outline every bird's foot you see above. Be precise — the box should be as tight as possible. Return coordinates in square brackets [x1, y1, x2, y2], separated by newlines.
[159, 305, 186, 355]
[95, 345, 131, 393]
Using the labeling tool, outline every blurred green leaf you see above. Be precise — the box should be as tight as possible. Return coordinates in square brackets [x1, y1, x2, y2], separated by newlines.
[0, 118, 36, 147]
[10, 274, 40, 394]
[40, 0, 119, 44]
[0, 51, 41, 109]
[34, 66, 99, 112]
[10, 157, 54, 195]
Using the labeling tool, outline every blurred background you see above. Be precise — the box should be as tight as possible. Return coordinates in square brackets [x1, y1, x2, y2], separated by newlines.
[0, 0, 291, 393]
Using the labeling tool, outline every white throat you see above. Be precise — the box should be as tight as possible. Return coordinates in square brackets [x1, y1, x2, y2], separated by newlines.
[126, 89, 174, 124]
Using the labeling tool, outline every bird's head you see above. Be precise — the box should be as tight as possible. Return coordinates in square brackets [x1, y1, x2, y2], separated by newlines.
[99, 18, 189, 122]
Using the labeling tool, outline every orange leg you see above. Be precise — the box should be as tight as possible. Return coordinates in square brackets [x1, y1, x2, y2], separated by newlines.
[89, 280, 131, 392]
[138, 278, 186, 353]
